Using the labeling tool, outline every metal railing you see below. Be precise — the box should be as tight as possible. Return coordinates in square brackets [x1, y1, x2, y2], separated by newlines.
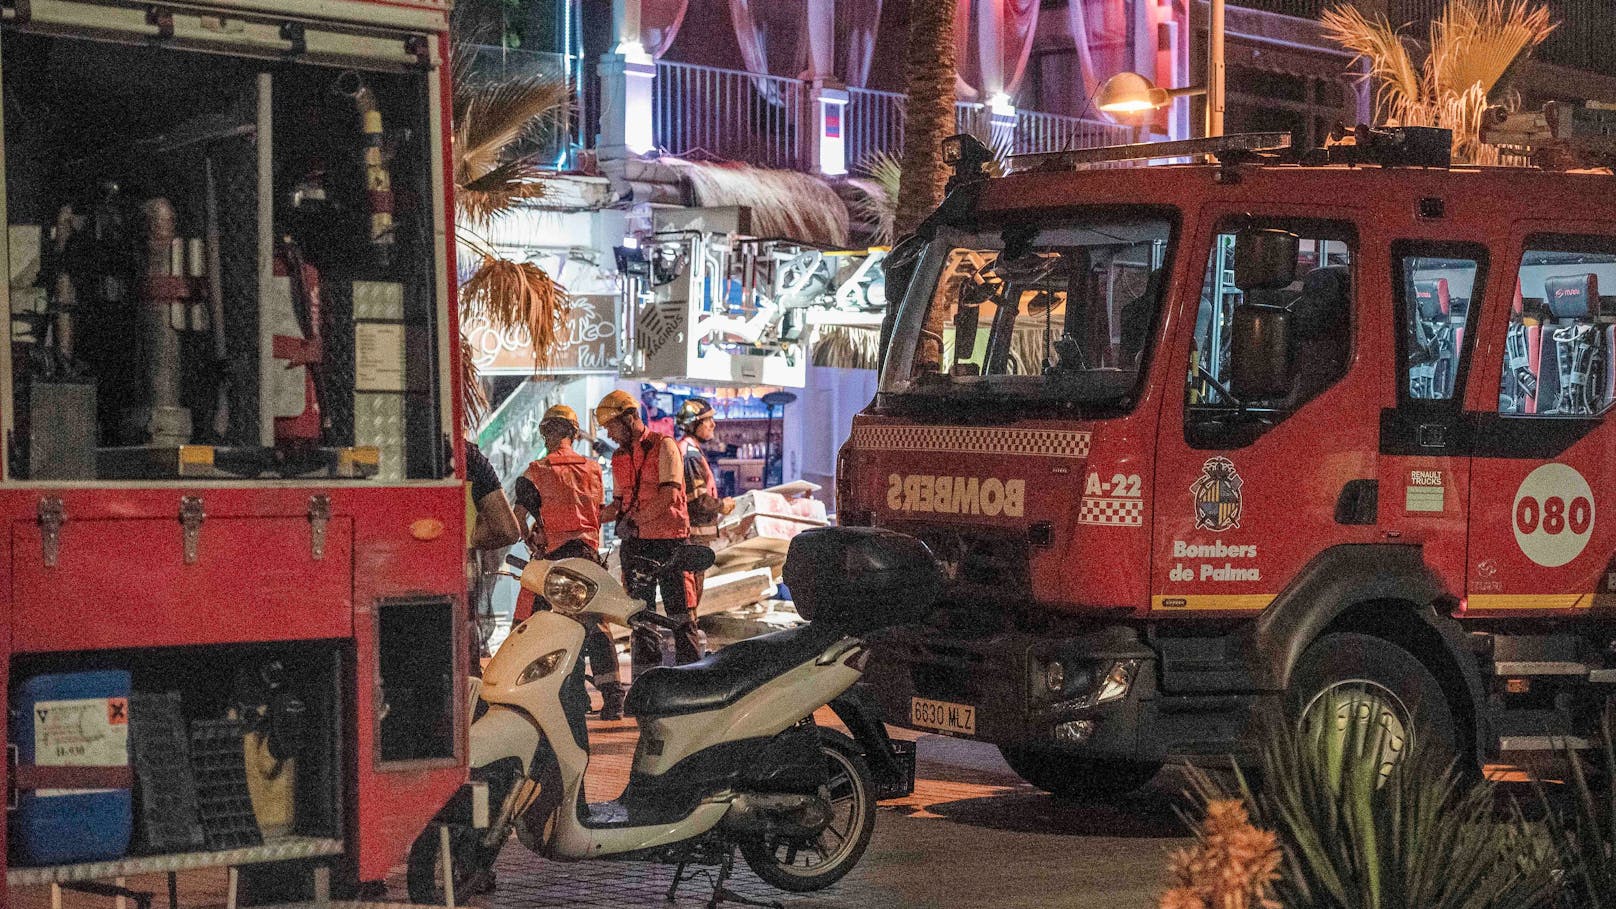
[654, 60, 808, 169]
[845, 86, 906, 170]
[840, 86, 1124, 173]
[1014, 109, 1132, 155]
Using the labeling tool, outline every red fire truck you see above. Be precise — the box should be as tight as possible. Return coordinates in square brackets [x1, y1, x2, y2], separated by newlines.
[843, 120, 1616, 796]
[1, 0, 467, 900]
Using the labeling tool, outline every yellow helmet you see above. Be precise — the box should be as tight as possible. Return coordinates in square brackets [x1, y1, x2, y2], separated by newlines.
[594, 389, 639, 427]
[539, 404, 580, 434]
[675, 397, 715, 432]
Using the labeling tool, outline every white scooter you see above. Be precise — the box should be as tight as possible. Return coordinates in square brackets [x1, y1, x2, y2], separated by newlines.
[407, 527, 938, 908]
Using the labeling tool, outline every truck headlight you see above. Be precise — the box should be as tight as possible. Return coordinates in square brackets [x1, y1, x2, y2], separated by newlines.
[1044, 661, 1066, 694]
[543, 568, 596, 614]
[1096, 659, 1141, 705]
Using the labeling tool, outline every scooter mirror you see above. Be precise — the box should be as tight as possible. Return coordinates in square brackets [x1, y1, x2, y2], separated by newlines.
[671, 545, 716, 574]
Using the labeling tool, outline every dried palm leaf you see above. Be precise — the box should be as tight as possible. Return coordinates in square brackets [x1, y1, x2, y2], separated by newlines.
[454, 72, 571, 191]
[674, 160, 850, 247]
[1323, 0, 1554, 163]
[458, 158, 549, 226]
[460, 333, 492, 429]
[460, 256, 570, 368]
[1321, 5, 1421, 126]
[1428, 0, 1554, 99]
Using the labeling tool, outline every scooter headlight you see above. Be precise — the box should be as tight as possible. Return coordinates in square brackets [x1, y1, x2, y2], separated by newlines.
[516, 649, 569, 686]
[543, 567, 596, 614]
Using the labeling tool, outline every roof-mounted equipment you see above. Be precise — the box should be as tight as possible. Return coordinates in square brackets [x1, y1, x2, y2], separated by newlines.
[943, 133, 996, 191]
[1315, 125, 1451, 168]
[1005, 132, 1292, 175]
[1481, 102, 1616, 169]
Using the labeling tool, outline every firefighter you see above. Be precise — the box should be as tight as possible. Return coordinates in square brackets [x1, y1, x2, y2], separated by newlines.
[512, 405, 625, 720]
[465, 438, 520, 675]
[596, 389, 703, 676]
[674, 397, 734, 607]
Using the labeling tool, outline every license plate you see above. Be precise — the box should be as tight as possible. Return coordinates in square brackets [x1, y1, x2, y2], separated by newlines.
[910, 696, 976, 736]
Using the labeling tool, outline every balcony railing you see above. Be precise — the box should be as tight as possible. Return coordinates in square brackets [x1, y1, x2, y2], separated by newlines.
[845, 87, 906, 169]
[655, 60, 809, 169]
[1014, 109, 1133, 155]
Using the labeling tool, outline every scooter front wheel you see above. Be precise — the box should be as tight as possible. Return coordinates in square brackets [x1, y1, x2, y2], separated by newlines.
[740, 730, 876, 892]
[405, 823, 502, 905]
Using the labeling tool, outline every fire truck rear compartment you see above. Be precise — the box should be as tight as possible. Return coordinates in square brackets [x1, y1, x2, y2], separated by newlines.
[4, 30, 445, 481]
[8, 641, 346, 864]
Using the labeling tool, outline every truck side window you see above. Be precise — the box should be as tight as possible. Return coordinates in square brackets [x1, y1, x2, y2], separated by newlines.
[1184, 221, 1354, 426]
[1499, 237, 1616, 416]
[1398, 249, 1482, 401]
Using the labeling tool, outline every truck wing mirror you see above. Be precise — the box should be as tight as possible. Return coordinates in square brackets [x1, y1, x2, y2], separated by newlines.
[1230, 304, 1292, 400]
[1233, 228, 1299, 291]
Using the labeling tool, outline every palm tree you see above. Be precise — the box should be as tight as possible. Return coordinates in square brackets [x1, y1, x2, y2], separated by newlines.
[893, 0, 958, 239]
[451, 42, 572, 424]
[1322, 0, 1555, 164]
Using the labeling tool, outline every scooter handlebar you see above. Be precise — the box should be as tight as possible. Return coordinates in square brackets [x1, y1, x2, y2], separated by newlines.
[506, 554, 529, 571]
[632, 609, 686, 632]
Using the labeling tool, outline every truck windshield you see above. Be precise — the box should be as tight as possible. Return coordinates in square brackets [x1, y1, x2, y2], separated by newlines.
[881, 214, 1173, 402]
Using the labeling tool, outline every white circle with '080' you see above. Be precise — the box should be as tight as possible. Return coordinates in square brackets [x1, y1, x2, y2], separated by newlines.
[1512, 463, 1596, 568]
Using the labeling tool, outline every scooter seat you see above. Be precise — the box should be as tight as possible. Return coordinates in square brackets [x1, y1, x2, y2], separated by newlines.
[626, 622, 849, 718]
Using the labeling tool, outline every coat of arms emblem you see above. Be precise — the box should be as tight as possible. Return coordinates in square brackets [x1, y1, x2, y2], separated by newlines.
[1191, 457, 1243, 531]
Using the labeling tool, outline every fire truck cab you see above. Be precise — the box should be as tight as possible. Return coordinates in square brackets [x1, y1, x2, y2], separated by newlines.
[845, 124, 1616, 795]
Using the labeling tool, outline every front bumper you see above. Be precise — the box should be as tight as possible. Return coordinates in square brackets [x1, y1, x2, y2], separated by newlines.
[865, 623, 1164, 763]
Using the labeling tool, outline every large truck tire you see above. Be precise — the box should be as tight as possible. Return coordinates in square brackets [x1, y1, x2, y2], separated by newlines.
[1286, 632, 1461, 772]
[997, 747, 1161, 801]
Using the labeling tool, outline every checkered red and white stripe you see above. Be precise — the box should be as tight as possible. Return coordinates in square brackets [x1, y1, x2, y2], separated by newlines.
[1078, 496, 1144, 527]
[851, 425, 1091, 459]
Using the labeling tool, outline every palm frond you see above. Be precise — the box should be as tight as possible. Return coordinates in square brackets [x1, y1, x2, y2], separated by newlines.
[454, 72, 571, 188]
[460, 333, 491, 429]
[1322, 0, 1555, 163]
[850, 151, 903, 244]
[460, 256, 570, 369]
[1428, 0, 1554, 98]
[674, 160, 851, 248]
[458, 158, 549, 225]
[1321, 5, 1422, 126]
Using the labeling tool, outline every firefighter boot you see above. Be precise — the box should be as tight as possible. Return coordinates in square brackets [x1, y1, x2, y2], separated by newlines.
[599, 681, 626, 721]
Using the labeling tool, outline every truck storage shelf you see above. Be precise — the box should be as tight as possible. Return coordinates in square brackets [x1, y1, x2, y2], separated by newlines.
[6, 836, 343, 887]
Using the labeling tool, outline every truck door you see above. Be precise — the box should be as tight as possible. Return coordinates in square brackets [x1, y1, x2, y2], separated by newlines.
[1152, 210, 1380, 615]
[1377, 241, 1487, 596]
[1466, 229, 1616, 614]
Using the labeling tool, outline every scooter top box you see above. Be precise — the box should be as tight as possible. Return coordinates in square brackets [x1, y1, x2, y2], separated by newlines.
[784, 527, 943, 633]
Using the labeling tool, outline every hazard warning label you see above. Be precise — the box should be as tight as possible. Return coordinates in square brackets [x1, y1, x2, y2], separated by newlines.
[33, 697, 129, 797]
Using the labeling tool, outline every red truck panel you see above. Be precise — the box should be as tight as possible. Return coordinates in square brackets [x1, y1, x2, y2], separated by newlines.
[11, 516, 353, 652]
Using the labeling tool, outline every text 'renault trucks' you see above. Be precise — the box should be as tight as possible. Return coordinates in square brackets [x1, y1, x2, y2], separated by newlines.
[841, 114, 1616, 796]
[0, 0, 469, 899]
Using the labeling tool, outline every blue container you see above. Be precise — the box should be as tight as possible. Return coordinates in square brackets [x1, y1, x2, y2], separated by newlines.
[9, 671, 133, 866]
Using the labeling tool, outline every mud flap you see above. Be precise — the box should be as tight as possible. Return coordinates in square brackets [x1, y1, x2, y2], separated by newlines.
[830, 683, 915, 799]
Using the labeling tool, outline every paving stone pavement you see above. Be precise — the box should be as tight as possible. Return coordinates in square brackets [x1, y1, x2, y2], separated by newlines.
[10, 698, 1190, 909]
[421, 706, 1189, 909]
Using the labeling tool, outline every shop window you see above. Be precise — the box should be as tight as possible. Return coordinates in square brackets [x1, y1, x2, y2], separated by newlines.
[1184, 220, 1355, 445]
[1398, 248, 1483, 402]
[1499, 237, 1616, 416]
[4, 33, 446, 482]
